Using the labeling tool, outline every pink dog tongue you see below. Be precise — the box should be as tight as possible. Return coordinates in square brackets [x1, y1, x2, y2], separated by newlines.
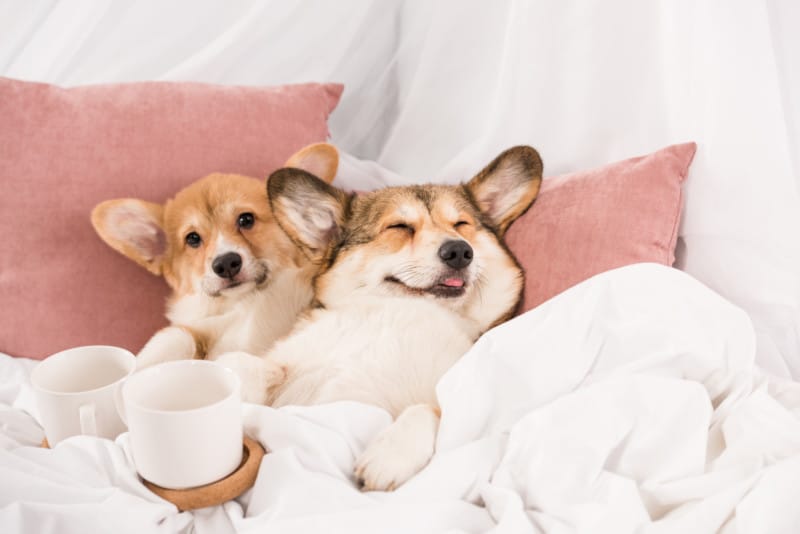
[443, 278, 465, 288]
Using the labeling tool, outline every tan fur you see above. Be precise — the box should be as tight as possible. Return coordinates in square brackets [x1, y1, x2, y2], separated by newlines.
[308, 183, 529, 329]
[91, 143, 339, 368]
[156, 173, 306, 299]
[284, 142, 339, 180]
[91, 200, 165, 275]
[465, 145, 543, 236]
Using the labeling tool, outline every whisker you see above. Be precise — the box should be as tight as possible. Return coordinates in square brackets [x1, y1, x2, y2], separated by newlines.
[473, 268, 488, 304]
[391, 262, 441, 288]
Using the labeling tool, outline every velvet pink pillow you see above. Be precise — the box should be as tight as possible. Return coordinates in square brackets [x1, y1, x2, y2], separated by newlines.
[506, 142, 696, 312]
[0, 77, 343, 359]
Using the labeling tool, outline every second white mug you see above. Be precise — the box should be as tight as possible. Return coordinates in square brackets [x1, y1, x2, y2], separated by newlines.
[120, 360, 244, 489]
[31, 345, 136, 446]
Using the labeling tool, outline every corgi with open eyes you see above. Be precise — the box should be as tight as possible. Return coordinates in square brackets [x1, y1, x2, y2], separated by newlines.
[91, 143, 339, 368]
[219, 145, 542, 491]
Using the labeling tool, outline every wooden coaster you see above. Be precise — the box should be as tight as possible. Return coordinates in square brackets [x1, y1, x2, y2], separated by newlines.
[142, 436, 265, 511]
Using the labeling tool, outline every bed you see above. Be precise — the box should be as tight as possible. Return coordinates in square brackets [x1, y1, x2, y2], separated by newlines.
[1, 1, 799, 533]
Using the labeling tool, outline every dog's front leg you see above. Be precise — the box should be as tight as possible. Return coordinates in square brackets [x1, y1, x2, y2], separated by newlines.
[354, 404, 440, 491]
[214, 351, 287, 405]
[136, 326, 202, 370]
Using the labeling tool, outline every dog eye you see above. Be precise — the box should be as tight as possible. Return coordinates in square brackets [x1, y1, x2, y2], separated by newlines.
[454, 221, 469, 228]
[387, 223, 414, 234]
[237, 213, 255, 229]
[185, 232, 202, 248]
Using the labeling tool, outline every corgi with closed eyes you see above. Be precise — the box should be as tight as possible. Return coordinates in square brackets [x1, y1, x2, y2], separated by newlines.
[91, 143, 339, 368]
[218, 145, 542, 491]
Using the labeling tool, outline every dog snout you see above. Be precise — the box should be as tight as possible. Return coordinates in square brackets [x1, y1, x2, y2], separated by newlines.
[212, 252, 243, 279]
[438, 240, 473, 269]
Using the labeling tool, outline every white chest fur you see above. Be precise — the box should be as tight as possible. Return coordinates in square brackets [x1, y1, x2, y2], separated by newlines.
[266, 296, 480, 416]
[167, 267, 314, 358]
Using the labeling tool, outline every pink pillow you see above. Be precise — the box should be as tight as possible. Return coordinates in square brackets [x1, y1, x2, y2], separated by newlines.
[0, 77, 343, 359]
[506, 143, 696, 312]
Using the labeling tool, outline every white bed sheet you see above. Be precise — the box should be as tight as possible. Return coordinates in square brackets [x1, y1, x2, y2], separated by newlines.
[2, 264, 799, 534]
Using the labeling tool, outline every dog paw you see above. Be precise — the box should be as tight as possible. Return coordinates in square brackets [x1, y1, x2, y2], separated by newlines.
[136, 327, 197, 370]
[214, 351, 286, 405]
[354, 404, 439, 491]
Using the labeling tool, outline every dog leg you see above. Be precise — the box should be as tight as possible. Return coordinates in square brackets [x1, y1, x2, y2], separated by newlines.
[354, 404, 439, 491]
[214, 351, 287, 405]
[136, 326, 199, 370]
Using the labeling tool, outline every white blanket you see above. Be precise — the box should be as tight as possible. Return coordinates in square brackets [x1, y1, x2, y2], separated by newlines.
[2, 264, 799, 533]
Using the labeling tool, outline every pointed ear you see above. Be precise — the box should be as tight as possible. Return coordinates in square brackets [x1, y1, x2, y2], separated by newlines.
[267, 167, 349, 261]
[284, 142, 339, 184]
[465, 146, 543, 237]
[91, 199, 167, 275]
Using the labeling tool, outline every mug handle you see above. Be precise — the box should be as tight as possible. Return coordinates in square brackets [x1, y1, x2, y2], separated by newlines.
[79, 404, 98, 436]
[114, 382, 128, 426]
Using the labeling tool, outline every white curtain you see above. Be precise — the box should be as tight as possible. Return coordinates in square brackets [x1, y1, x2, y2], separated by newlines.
[2, 0, 799, 376]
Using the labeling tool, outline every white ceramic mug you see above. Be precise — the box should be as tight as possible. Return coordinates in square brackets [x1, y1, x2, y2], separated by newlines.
[31, 345, 136, 446]
[119, 360, 243, 489]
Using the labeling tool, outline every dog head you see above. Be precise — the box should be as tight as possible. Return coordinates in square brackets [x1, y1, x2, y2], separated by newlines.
[91, 143, 339, 301]
[268, 146, 542, 331]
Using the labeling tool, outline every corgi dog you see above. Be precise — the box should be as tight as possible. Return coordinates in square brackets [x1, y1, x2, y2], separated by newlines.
[219, 145, 542, 491]
[91, 143, 339, 368]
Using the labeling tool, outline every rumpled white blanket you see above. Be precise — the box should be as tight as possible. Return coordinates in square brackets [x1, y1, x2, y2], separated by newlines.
[1, 263, 799, 533]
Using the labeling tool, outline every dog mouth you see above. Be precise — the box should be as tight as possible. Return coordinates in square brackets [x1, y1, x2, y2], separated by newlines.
[223, 270, 267, 288]
[385, 274, 467, 298]
[221, 281, 243, 290]
[207, 268, 269, 297]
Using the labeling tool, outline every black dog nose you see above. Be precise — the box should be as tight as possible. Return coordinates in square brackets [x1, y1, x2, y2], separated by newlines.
[438, 240, 473, 269]
[212, 252, 242, 279]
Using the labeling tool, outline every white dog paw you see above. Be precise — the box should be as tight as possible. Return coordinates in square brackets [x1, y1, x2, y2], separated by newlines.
[136, 326, 197, 370]
[354, 404, 439, 491]
[213, 351, 286, 405]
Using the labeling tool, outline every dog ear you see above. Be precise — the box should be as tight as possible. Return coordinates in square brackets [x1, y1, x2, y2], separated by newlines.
[91, 199, 167, 275]
[465, 146, 543, 237]
[268, 168, 349, 261]
[284, 142, 339, 184]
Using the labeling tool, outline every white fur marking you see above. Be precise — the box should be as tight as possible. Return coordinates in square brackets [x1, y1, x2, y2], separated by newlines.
[136, 327, 196, 370]
[214, 351, 285, 404]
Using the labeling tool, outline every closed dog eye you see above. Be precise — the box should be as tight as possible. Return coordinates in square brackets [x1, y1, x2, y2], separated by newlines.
[386, 222, 415, 235]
